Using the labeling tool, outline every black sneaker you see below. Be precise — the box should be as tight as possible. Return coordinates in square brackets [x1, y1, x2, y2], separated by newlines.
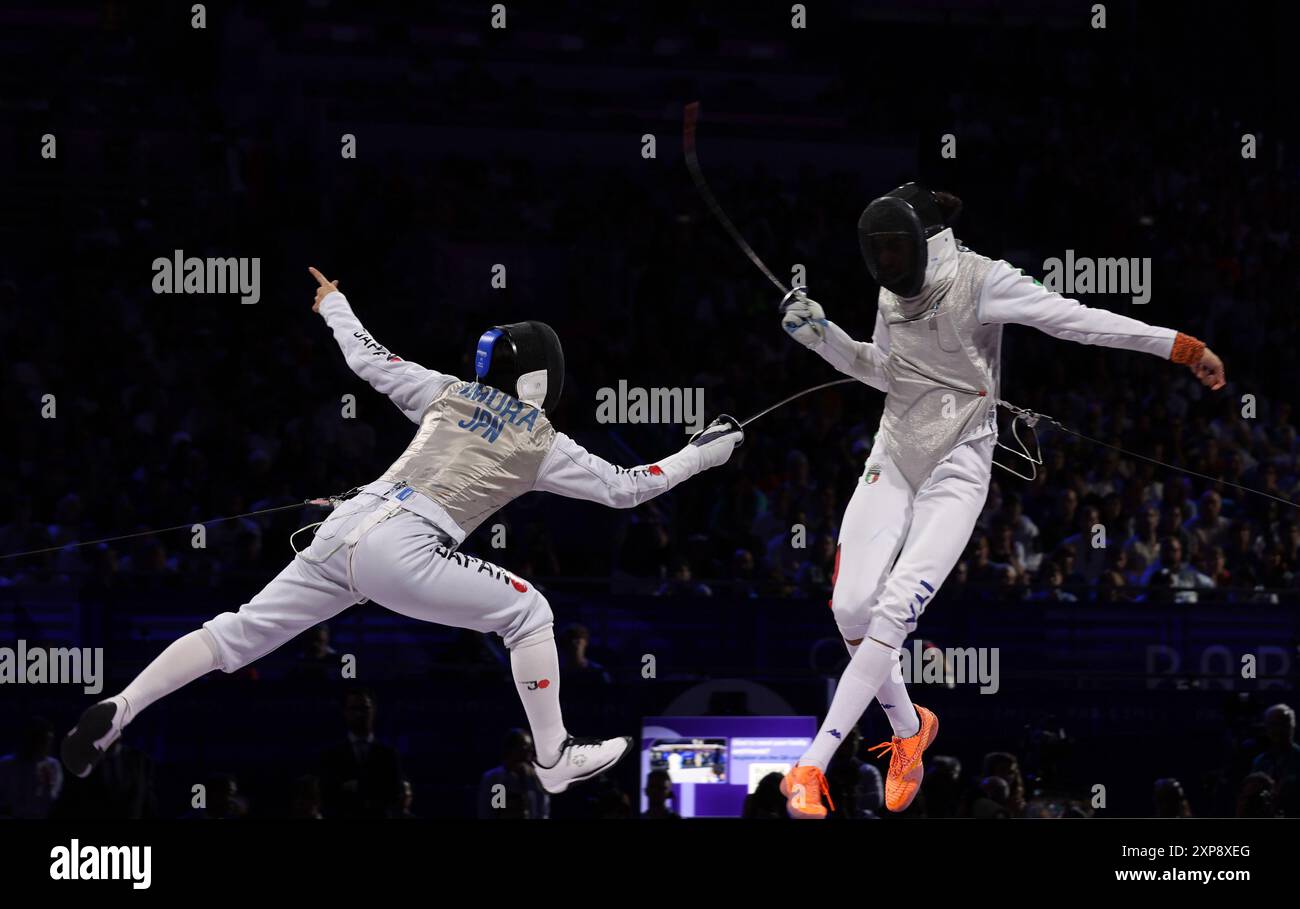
[62, 699, 125, 779]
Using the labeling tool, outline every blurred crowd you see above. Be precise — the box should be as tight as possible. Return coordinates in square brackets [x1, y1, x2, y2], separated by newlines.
[0, 2, 1297, 821]
[1, 146, 1296, 602]
[6, 693, 1296, 819]
[1, 5, 1298, 605]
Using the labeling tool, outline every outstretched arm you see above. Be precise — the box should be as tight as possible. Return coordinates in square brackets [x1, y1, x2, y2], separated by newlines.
[533, 420, 741, 508]
[978, 261, 1225, 389]
[310, 267, 457, 422]
[781, 291, 890, 392]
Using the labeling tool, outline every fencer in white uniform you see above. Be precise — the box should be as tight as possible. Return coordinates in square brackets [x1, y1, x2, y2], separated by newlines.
[777, 184, 1226, 818]
[62, 267, 743, 797]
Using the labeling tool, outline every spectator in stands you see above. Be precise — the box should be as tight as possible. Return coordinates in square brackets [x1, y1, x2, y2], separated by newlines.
[988, 521, 1027, 579]
[1029, 561, 1077, 603]
[1041, 488, 1080, 553]
[594, 779, 633, 818]
[1097, 569, 1132, 604]
[1153, 777, 1192, 817]
[981, 752, 1026, 817]
[1197, 545, 1232, 591]
[618, 513, 675, 585]
[1000, 493, 1041, 572]
[795, 533, 838, 597]
[1140, 537, 1214, 603]
[1124, 506, 1164, 579]
[742, 772, 788, 819]
[289, 774, 324, 819]
[725, 547, 761, 598]
[1159, 503, 1195, 558]
[765, 507, 808, 581]
[291, 623, 338, 680]
[826, 726, 882, 819]
[558, 622, 612, 686]
[478, 729, 549, 819]
[967, 533, 1011, 592]
[970, 776, 1011, 819]
[394, 779, 417, 819]
[1223, 520, 1262, 583]
[1258, 544, 1295, 590]
[641, 769, 679, 819]
[921, 755, 962, 818]
[1185, 490, 1231, 554]
[0, 715, 62, 818]
[1251, 704, 1300, 792]
[318, 688, 405, 819]
[1060, 506, 1108, 584]
[779, 450, 817, 509]
[1235, 772, 1279, 818]
[184, 772, 248, 819]
[654, 558, 712, 597]
[1051, 543, 1087, 590]
[51, 739, 158, 820]
[1279, 520, 1300, 560]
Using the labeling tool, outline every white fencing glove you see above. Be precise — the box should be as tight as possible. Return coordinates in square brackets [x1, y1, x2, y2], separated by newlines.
[652, 415, 744, 486]
[780, 288, 827, 349]
[688, 414, 744, 469]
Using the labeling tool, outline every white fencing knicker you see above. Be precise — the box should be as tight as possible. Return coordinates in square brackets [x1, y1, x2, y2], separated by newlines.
[830, 433, 996, 649]
[202, 482, 555, 673]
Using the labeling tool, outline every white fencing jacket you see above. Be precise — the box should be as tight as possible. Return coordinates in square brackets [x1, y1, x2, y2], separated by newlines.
[319, 291, 719, 544]
[810, 232, 1191, 489]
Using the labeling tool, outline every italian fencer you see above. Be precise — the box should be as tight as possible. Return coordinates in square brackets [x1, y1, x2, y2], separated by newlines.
[62, 267, 744, 796]
[777, 183, 1226, 818]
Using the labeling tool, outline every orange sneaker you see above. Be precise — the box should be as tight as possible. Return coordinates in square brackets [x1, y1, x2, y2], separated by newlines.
[867, 704, 939, 813]
[780, 764, 835, 819]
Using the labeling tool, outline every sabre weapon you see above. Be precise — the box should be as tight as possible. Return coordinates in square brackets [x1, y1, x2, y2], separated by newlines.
[739, 378, 857, 428]
[692, 379, 860, 449]
[684, 102, 793, 297]
[684, 104, 1293, 510]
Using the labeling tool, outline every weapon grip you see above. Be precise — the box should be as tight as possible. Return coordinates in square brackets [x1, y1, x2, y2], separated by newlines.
[778, 285, 808, 313]
[690, 414, 743, 448]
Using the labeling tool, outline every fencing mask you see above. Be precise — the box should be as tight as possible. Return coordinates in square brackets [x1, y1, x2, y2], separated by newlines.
[474, 321, 565, 412]
[858, 182, 949, 298]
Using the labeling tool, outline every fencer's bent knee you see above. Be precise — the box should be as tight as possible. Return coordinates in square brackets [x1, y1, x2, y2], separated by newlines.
[203, 607, 296, 673]
[510, 623, 555, 651]
[499, 588, 553, 650]
[865, 610, 909, 651]
[829, 584, 859, 622]
[830, 585, 872, 641]
[201, 613, 241, 673]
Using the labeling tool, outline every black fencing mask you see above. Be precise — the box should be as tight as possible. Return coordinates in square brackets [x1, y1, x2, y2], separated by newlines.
[474, 321, 565, 412]
[858, 182, 948, 298]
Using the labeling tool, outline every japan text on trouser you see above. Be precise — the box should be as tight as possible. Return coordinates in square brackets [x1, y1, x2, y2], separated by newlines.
[202, 492, 553, 672]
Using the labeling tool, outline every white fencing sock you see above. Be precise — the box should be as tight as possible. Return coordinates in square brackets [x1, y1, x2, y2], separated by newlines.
[116, 628, 222, 725]
[509, 634, 568, 766]
[802, 637, 898, 771]
[845, 637, 920, 740]
[875, 656, 920, 739]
